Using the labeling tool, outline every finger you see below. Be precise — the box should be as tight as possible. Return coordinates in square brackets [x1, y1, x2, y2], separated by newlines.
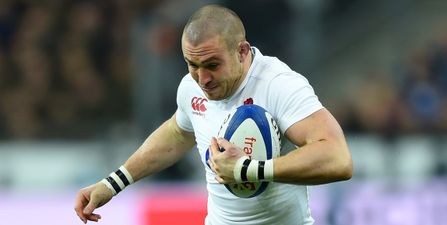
[84, 202, 98, 216]
[75, 203, 87, 222]
[206, 157, 214, 171]
[83, 192, 100, 215]
[77, 214, 87, 224]
[215, 176, 226, 184]
[209, 137, 220, 168]
[86, 213, 102, 222]
[74, 192, 89, 223]
[209, 137, 220, 157]
[216, 138, 232, 150]
[217, 138, 244, 157]
[207, 159, 215, 173]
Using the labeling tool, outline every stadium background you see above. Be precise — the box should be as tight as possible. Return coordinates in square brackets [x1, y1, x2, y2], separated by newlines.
[0, 0, 446, 224]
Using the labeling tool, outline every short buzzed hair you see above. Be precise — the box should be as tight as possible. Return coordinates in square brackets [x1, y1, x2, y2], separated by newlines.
[182, 5, 246, 51]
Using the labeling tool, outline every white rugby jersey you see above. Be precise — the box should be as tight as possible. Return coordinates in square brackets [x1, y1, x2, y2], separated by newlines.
[176, 47, 323, 225]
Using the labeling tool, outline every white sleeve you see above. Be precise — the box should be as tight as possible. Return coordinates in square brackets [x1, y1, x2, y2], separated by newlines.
[175, 77, 194, 133]
[268, 72, 324, 133]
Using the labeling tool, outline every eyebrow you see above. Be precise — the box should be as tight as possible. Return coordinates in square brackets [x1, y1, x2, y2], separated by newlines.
[184, 56, 220, 65]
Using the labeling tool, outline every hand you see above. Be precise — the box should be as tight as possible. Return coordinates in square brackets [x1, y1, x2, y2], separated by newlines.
[208, 137, 245, 184]
[74, 182, 113, 223]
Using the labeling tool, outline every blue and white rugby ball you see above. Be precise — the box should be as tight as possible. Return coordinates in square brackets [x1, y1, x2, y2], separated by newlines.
[206, 104, 281, 198]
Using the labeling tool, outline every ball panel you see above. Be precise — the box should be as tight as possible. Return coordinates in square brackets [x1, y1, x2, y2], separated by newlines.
[222, 105, 274, 160]
[227, 119, 267, 160]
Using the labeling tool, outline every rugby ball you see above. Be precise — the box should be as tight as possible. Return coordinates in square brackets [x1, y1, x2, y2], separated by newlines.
[206, 104, 281, 198]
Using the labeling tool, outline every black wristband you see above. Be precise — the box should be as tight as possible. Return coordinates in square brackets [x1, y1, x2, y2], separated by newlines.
[258, 161, 265, 180]
[115, 169, 130, 186]
[106, 176, 122, 194]
[240, 159, 251, 182]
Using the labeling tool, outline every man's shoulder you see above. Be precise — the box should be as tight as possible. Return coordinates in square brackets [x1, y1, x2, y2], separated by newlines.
[251, 53, 295, 80]
[250, 54, 312, 94]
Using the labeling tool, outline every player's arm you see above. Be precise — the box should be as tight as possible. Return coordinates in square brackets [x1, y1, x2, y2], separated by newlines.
[273, 108, 353, 184]
[124, 113, 196, 181]
[74, 113, 196, 223]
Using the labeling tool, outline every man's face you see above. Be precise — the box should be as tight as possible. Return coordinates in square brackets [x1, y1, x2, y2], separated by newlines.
[182, 35, 244, 100]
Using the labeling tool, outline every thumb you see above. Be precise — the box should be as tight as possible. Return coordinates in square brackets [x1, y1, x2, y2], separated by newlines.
[217, 138, 230, 149]
[83, 195, 99, 215]
[217, 138, 237, 153]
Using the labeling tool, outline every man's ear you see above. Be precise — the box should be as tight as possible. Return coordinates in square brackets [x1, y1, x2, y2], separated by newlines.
[238, 41, 250, 62]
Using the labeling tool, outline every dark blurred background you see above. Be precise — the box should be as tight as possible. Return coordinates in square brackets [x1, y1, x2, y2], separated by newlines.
[0, 0, 446, 224]
[1, 0, 447, 139]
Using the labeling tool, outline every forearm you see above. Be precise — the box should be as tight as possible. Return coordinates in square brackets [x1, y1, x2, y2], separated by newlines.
[273, 138, 352, 185]
[123, 115, 196, 182]
[273, 109, 353, 185]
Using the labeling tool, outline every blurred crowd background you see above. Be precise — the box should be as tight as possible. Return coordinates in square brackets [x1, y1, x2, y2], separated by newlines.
[0, 0, 446, 225]
[1, 0, 447, 139]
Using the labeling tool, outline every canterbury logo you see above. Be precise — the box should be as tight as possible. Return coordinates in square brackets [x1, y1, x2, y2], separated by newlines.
[191, 97, 208, 112]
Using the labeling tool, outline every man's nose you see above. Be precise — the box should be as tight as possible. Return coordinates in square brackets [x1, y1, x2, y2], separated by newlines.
[198, 68, 212, 86]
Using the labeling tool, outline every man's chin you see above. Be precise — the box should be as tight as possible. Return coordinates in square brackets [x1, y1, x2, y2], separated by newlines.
[204, 94, 221, 101]
[203, 92, 224, 101]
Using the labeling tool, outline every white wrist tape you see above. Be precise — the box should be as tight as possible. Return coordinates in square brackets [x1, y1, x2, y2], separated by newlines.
[101, 178, 117, 195]
[234, 156, 250, 183]
[246, 159, 259, 182]
[101, 165, 134, 196]
[233, 156, 274, 183]
[263, 159, 274, 181]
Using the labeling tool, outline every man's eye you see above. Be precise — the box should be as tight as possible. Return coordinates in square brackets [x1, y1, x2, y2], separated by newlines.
[207, 64, 219, 70]
[189, 64, 198, 69]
